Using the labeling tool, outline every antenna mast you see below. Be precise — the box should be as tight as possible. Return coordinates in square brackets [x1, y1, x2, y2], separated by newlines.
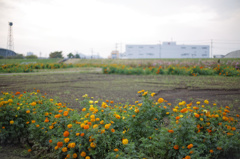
[6, 22, 14, 57]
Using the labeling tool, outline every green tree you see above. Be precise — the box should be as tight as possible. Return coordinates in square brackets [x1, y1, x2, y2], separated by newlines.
[49, 51, 63, 58]
[75, 54, 80, 58]
[67, 53, 74, 58]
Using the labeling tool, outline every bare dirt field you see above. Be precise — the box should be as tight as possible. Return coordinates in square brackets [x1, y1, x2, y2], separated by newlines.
[0, 70, 239, 114]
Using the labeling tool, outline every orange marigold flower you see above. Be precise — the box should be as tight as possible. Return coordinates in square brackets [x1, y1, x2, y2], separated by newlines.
[57, 142, 63, 148]
[63, 131, 70, 137]
[28, 149, 31, 152]
[84, 125, 89, 129]
[26, 110, 30, 114]
[63, 111, 68, 116]
[174, 145, 179, 150]
[111, 128, 115, 133]
[62, 147, 67, 152]
[49, 139, 52, 143]
[209, 150, 213, 153]
[168, 130, 174, 133]
[189, 150, 194, 154]
[194, 114, 200, 118]
[184, 156, 191, 159]
[31, 102, 36, 106]
[236, 114, 239, 117]
[187, 144, 193, 149]
[110, 101, 114, 104]
[80, 151, 86, 157]
[176, 116, 180, 120]
[105, 124, 111, 129]
[90, 142, 96, 148]
[158, 98, 164, 103]
[232, 127, 236, 131]
[72, 153, 77, 158]
[180, 108, 188, 113]
[44, 117, 49, 123]
[81, 133, 85, 136]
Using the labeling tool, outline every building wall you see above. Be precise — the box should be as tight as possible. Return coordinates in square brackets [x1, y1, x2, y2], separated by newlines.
[125, 45, 160, 59]
[124, 42, 209, 59]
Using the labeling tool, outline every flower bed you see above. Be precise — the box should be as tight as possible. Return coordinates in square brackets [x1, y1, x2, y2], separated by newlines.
[103, 65, 240, 77]
[0, 90, 239, 159]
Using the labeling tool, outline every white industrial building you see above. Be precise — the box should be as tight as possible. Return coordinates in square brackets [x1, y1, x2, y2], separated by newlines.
[124, 42, 209, 59]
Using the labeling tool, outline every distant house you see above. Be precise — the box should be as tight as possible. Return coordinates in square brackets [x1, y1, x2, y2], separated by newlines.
[213, 55, 225, 58]
[0, 48, 17, 57]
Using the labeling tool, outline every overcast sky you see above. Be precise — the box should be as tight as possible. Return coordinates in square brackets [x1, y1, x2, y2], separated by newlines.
[0, 0, 240, 58]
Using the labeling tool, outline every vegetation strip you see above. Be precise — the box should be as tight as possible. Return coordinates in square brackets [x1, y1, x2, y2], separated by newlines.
[0, 90, 240, 158]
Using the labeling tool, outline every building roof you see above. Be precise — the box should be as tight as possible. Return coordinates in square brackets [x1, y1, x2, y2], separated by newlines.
[224, 50, 240, 58]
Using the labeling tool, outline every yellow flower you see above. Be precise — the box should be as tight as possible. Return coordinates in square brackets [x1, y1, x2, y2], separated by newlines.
[93, 124, 98, 129]
[122, 139, 128, 145]
[173, 109, 178, 112]
[151, 93, 156, 97]
[82, 108, 86, 111]
[200, 118, 203, 121]
[64, 138, 70, 143]
[179, 115, 183, 118]
[196, 101, 200, 105]
[166, 112, 169, 115]
[89, 100, 93, 104]
[100, 120, 104, 124]
[10, 120, 14, 124]
[204, 100, 209, 104]
[142, 91, 148, 96]
[85, 156, 90, 159]
[17, 107, 20, 110]
[67, 124, 72, 128]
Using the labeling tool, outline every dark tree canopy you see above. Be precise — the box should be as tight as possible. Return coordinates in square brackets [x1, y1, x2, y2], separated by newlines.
[49, 51, 63, 58]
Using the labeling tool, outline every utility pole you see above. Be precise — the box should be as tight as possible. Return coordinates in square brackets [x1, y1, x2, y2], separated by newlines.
[159, 41, 161, 58]
[210, 39, 213, 58]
